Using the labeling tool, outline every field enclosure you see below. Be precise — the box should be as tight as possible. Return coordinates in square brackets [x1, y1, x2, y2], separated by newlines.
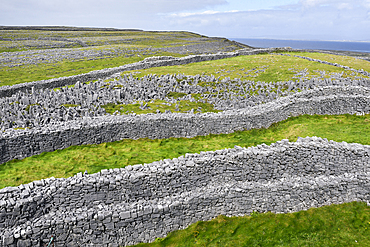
[0, 26, 247, 86]
[1, 27, 370, 246]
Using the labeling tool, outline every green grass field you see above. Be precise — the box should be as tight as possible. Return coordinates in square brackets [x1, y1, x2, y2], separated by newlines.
[121, 52, 369, 82]
[286, 51, 370, 73]
[1, 28, 370, 246]
[102, 99, 220, 115]
[97, 52, 370, 116]
[0, 29, 241, 86]
[0, 29, 210, 52]
[0, 51, 182, 86]
[133, 201, 370, 247]
[1, 113, 369, 189]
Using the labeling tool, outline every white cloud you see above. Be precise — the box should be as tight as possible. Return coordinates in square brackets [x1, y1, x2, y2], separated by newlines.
[337, 3, 352, 9]
[170, 10, 240, 18]
[0, 0, 369, 41]
[163, 2, 370, 41]
[299, 0, 370, 9]
[300, 0, 326, 7]
[0, 0, 229, 29]
[0, 0, 228, 15]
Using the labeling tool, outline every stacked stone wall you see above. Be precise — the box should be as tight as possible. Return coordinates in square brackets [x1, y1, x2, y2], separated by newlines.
[2, 47, 367, 99]
[0, 47, 292, 98]
[1, 86, 370, 165]
[1, 48, 370, 246]
[1, 137, 370, 246]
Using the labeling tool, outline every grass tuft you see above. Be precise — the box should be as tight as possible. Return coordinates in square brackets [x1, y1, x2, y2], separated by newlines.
[132, 201, 370, 247]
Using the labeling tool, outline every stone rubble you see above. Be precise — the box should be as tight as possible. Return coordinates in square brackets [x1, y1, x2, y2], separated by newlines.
[2, 71, 369, 131]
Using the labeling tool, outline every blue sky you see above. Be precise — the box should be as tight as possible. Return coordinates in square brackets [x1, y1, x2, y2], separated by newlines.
[1, 0, 369, 41]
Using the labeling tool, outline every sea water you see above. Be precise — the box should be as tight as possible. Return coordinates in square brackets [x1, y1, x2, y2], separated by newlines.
[233, 38, 370, 53]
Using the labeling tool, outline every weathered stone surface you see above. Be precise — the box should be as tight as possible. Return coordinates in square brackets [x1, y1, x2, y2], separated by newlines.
[0, 137, 370, 246]
[0, 48, 288, 99]
[1, 49, 370, 246]
[1, 85, 370, 165]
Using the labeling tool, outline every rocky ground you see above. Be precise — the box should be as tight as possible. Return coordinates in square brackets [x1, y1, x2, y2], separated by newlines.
[0, 27, 249, 68]
[1, 67, 369, 131]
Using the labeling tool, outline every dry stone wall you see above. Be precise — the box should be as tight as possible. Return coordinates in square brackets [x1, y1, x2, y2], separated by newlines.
[2, 73, 369, 131]
[1, 48, 370, 246]
[0, 47, 291, 98]
[1, 137, 370, 246]
[1, 86, 370, 165]
[278, 52, 370, 77]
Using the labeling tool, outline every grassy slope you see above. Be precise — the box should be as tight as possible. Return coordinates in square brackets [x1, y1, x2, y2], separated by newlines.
[57, 53, 370, 118]
[121, 53, 369, 82]
[134, 201, 370, 247]
[287, 51, 370, 73]
[0, 51, 181, 86]
[1, 113, 369, 189]
[0, 30, 238, 86]
[102, 53, 369, 116]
